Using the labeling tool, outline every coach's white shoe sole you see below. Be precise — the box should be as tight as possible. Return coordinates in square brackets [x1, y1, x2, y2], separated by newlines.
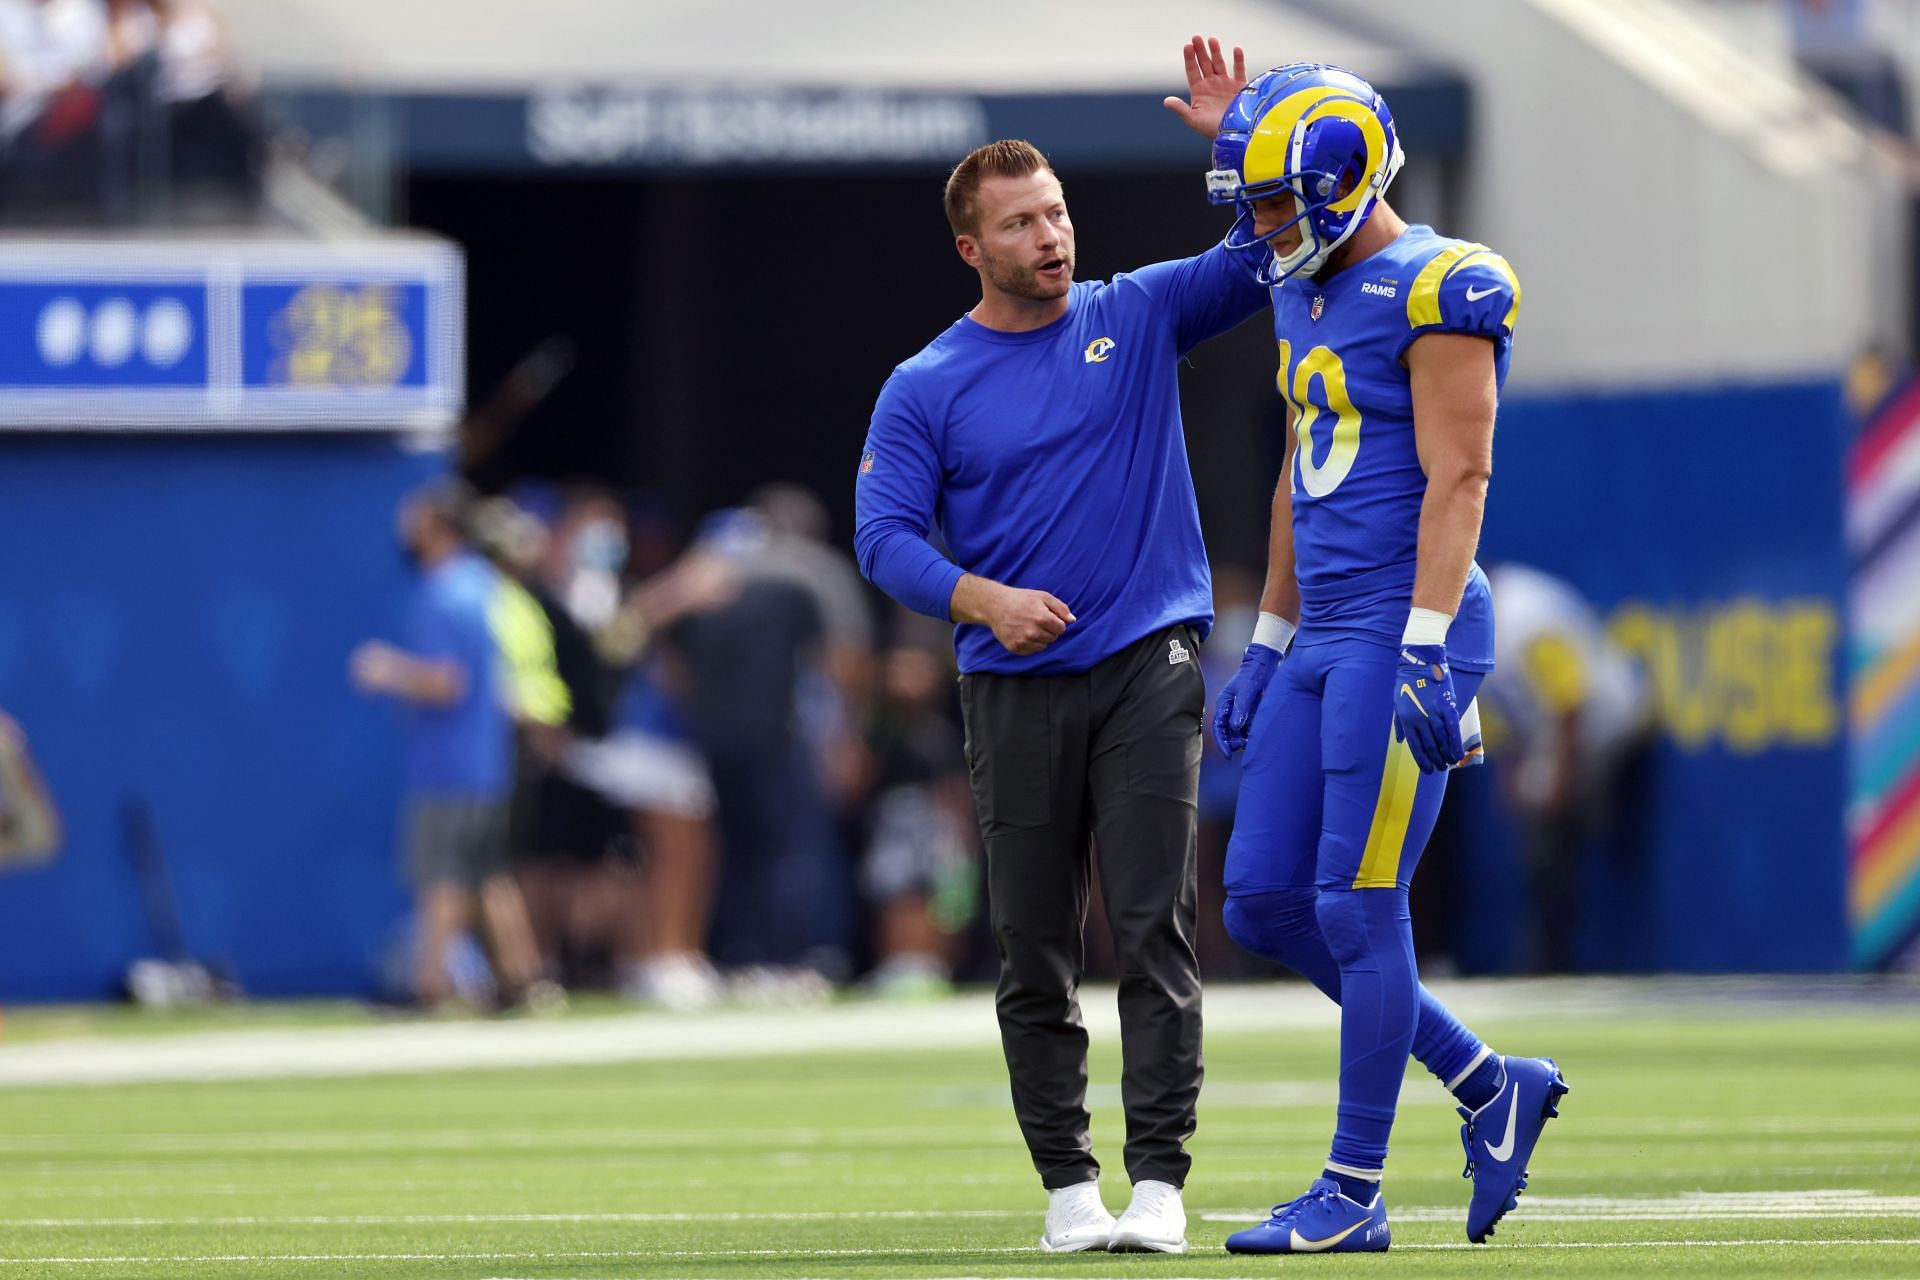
[1108, 1226, 1189, 1254]
[1040, 1225, 1114, 1253]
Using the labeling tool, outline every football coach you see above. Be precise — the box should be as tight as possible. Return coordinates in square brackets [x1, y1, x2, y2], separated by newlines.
[853, 136, 1267, 1254]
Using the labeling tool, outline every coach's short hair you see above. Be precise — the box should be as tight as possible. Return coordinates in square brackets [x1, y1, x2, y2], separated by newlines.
[944, 139, 1052, 238]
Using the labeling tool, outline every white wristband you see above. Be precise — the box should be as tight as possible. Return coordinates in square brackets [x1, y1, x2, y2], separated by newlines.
[1252, 611, 1296, 654]
[1402, 607, 1453, 647]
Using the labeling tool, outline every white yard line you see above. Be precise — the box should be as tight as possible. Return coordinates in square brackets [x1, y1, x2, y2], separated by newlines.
[11, 1121, 1918, 1156]
[12, 1191, 1920, 1230]
[2, 976, 1904, 1087]
[5, 1238, 1920, 1267]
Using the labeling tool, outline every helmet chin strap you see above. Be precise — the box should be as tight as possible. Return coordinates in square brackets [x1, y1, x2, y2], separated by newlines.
[1271, 231, 1331, 282]
[1264, 141, 1406, 285]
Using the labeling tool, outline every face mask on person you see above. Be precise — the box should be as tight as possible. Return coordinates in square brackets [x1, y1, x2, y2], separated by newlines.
[572, 519, 628, 576]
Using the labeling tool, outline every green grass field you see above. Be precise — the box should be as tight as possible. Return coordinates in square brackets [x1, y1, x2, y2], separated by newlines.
[1, 984, 1917, 1278]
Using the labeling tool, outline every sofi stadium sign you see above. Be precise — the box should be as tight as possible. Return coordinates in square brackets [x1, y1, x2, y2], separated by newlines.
[527, 89, 988, 166]
[0, 240, 462, 430]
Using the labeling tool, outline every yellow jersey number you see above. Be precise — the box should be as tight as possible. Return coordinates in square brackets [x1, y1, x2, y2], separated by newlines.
[1278, 339, 1361, 498]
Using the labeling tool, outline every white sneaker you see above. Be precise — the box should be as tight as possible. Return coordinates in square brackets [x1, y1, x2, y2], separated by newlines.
[1040, 1180, 1115, 1253]
[620, 953, 721, 1012]
[1109, 1178, 1187, 1253]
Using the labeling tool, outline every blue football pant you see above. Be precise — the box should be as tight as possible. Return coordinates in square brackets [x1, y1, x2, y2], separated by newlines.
[1222, 636, 1488, 1174]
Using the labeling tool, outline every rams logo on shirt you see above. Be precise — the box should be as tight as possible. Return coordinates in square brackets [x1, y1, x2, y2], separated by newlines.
[1084, 336, 1116, 364]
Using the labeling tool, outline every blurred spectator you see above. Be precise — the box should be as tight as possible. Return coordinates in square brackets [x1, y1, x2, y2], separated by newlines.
[469, 493, 613, 988]
[349, 479, 557, 1012]
[560, 498, 738, 1008]
[483, 485, 633, 990]
[1480, 563, 1655, 972]
[576, 657, 726, 1008]
[0, 0, 256, 222]
[743, 483, 878, 812]
[1788, 0, 1910, 137]
[118, 0, 257, 193]
[0, 709, 59, 869]
[671, 506, 851, 991]
[0, 0, 110, 214]
[468, 494, 570, 741]
[858, 616, 977, 999]
[0, 0, 107, 136]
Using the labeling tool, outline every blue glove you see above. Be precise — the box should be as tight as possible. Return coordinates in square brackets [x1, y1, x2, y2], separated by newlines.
[1212, 642, 1281, 759]
[1393, 643, 1464, 774]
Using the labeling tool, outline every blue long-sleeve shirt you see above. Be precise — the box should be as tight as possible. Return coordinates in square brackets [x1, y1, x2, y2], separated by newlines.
[854, 241, 1268, 675]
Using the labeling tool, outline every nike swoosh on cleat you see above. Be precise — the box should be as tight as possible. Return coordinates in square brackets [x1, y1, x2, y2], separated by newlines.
[1483, 1086, 1521, 1163]
[1289, 1221, 1367, 1252]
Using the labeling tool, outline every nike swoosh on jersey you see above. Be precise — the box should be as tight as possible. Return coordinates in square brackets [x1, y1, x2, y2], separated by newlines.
[1483, 1085, 1521, 1162]
[1289, 1220, 1367, 1252]
[1463, 284, 1500, 302]
[1399, 683, 1428, 716]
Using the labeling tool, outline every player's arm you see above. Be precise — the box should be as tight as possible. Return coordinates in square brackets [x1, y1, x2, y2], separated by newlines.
[1212, 422, 1298, 757]
[1407, 331, 1496, 619]
[854, 376, 1074, 656]
[1393, 251, 1517, 771]
[1258, 422, 1302, 626]
[1391, 331, 1496, 771]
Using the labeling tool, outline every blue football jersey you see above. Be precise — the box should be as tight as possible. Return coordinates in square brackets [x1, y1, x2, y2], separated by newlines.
[1274, 225, 1518, 670]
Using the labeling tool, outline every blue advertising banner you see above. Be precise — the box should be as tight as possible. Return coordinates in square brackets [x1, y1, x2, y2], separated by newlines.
[0, 282, 208, 388]
[239, 281, 433, 391]
[1452, 379, 1853, 973]
[0, 435, 445, 1000]
[0, 240, 462, 430]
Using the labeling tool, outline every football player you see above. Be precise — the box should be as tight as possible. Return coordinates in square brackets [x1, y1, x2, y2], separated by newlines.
[1165, 43, 1569, 1252]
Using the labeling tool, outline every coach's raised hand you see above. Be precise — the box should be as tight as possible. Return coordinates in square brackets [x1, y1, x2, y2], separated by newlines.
[1163, 34, 1247, 138]
[950, 573, 1075, 656]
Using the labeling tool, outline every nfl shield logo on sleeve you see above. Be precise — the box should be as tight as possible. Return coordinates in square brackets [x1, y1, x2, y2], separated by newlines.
[1310, 295, 1325, 322]
[859, 450, 874, 474]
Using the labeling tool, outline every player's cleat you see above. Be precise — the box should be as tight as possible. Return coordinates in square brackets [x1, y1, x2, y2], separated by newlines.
[1040, 1180, 1116, 1253]
[1108, 1178, 1188, 1253]
[1223, 1178, 1390, 1254]
[1460, 1055, 1570, 1242]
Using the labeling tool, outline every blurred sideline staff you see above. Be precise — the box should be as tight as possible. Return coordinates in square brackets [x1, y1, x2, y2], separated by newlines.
[481, 486, 737, 1010]
[1480, 563, 1653, 972]
[859, 609, 977, 998]
[668, 494, 869, 992]
[0, 709, 59, 869]
[369, 474, 981, 1009]
[349, 479, 558, 1012]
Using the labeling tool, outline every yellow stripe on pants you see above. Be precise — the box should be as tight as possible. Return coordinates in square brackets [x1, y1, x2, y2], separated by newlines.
[1353, 734, 1422, 888]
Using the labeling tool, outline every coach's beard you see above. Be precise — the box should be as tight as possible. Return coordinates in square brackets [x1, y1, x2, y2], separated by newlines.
[983, 247, 1074, 301]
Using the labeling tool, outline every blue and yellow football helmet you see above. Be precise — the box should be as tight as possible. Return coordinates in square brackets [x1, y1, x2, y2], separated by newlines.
[1207, 63, 1405, 285]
